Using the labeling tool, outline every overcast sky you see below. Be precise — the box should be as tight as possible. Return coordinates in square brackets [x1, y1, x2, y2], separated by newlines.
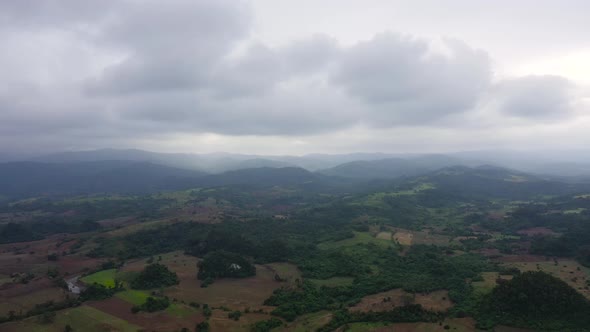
[0, 0, 589, 155]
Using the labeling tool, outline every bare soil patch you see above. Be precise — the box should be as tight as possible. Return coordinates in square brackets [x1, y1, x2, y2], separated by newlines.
[209, 309, 271, 332]
[496, 254, 547, 263]
[376, 232, 392, 240]
[0, 277, 67, 316]
[394, 232, 414, 246]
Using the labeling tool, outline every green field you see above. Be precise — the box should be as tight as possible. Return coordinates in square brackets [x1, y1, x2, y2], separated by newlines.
[115, 289, 150, 305]
[318, 232, 392, 250]
[166, 303, 197, 318]
[80, 269, 117, 287]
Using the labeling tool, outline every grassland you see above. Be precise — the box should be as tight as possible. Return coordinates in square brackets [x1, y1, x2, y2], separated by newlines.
[318, 231, 393, 250]
[166, 303, 198, 318]
[286, 311, 333, 332]
[472, 272, 512, 295]
[115, 289, 150, 305]
[2, 305, 142, 332]
[80, 269, 117, 287]
[503, 260, 590, 299]
[344, 318, 478, 332]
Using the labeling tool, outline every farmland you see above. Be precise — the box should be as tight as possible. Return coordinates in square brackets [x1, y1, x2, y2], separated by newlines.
[1, 164, 590, 331]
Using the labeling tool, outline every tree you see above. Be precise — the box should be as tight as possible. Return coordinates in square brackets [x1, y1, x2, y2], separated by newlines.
[131, 296, 170, 313]
[195, 321, 210, 332]
[197, 250, 256, 280]
[131, 263, 179, 289]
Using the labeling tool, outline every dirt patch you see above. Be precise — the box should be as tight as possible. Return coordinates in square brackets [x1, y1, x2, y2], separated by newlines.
[412, 231, 450, 246]
[351, 289, 452, 313]
[394, 232, 413, 246]
[285, 311, 333, 331]
[164, 266, 282, 311]
[376, 232, 392, 240]
[57, 255, 101, 275]
[0, 277, 67, 316]
[392, 317, 478, 332]
[496, 255, 548, 263]
[477, 248, 501, 257]
[209, 310, 272, 332]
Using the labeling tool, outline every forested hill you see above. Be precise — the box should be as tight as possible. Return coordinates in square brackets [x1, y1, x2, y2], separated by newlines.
[0, 161, 206, 197]
[198, 167, 321, 187]
[318, 155, 466, 179]
[410, 165, 588, 200]
[0, 162, 342, 198]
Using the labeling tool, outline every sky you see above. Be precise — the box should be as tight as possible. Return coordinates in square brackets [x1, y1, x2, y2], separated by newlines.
[0, 0, 589, 156]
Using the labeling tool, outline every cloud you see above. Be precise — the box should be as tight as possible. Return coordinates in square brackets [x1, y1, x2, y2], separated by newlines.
[0, 0, 586, 154]
[86, 0, 251, 95]
[331, 34, 491, 125]
[491, 75, 577, 119]
[0, 0, 116, 28]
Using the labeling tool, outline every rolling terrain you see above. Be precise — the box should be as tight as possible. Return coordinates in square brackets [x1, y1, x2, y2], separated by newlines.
[1, 157, 590, 331]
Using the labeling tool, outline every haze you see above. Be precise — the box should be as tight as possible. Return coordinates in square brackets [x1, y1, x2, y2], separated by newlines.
[1, 0, 589, 156]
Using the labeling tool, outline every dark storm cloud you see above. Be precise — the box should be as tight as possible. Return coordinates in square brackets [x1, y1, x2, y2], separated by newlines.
[492, 75, 577, 119]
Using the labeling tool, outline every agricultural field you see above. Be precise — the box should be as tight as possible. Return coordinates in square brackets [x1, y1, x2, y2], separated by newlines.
[80, 269, 117, 287]
[2, 163, 590, 331]
[343, 318, 480, 332]
[285, 311, 333, 331]
[0, 305, 142, 332]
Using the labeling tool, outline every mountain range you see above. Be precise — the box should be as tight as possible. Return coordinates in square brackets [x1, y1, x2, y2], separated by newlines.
[0, 148, 589, 198]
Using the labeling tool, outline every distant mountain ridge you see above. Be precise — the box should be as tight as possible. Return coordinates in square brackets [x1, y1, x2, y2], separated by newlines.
[0, 161, 207, 197]
[318, 155, 472, 179]
[16, 148, 590, 178]
[31, 149, 405, 173]
[411, 164, 584, 200]
[0, 161, 340, 198]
